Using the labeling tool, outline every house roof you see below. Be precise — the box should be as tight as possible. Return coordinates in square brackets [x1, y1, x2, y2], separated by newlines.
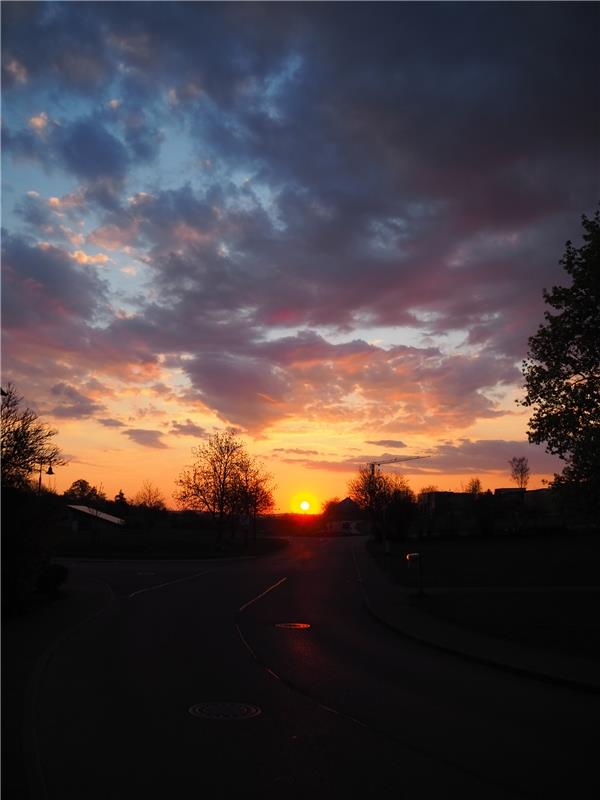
[328, 497, 362, 519]
[67, 505, 125, 526]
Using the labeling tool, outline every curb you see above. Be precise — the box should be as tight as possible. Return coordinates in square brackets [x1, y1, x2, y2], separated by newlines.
[360, 587, 600, 695]
[351, 542, 600, 695]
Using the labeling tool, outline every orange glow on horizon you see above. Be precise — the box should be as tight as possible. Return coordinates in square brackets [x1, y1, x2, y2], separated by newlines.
[290, 491, 319, 514]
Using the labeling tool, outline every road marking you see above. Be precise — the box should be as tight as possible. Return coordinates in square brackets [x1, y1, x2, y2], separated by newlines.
[234, 623, 258, 661]
[128, 569, 213, 598]
[266, 667, 281, 680]
[238, 576, 287, 612]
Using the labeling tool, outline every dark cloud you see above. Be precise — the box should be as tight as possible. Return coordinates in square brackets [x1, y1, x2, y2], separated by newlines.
[1, 1, 113, 91]
[122, 428, 168, 449]
[122, 111, 163, 163]
[15, 192, 53, 228]
[273, 448, 320, 456]
[49, 383, 105, 419]
[2, 3, 598, 438]
[1, 232, 109, 327]
[365, 440, 407, 449]
[170, 419, 207, 438]
[283, 440, 562, 477]
[3, 111, 160, 200]
[420, 439, 563, 477]
[98, 418, 125, 428]
[68, 119, 123, 179]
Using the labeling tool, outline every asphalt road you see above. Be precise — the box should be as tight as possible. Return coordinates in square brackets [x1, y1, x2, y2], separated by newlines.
[10, 537, 600, 799]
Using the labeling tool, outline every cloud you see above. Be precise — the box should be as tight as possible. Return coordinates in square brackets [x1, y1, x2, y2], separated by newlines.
[2, 2, 598, 444]
[98, 418, 125, 428]
[49, 382, 105, 418]
[170, 419, 207, 437]
[365, 440, 407, 449]
[278, 440, 563, 477]
[122, 428, 168, 449]
[28, 112, 49, 132]
[273, 448, 320, 456]
[1, 233, 109, 328]
[57, 118, 129, 182]
[420, 439, 563, 477]
[70, 250, 109, 265]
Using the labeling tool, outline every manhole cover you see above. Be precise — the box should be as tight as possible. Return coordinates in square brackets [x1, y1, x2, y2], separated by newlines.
[188, 702, 262, 720]
[275, 622, 311, 630]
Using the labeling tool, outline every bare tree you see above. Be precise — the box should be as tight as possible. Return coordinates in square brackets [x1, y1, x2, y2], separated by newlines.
[1, 383, 65, 490]
[348, 465, 388, 519]
[175, 431, 275, 540]
[348, 466, 415, 539]
[321, 497, 341, 517]
[133, 480, 166, 511]
[417, 485, 438, 501]
[509, 456, 530, 489]
[466, 477, 482, 495]
[232, 454, 275, 541]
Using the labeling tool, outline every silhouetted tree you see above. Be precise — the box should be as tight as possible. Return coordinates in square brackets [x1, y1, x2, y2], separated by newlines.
[466, 477, 483, 495]
[1, 384, 65, 490]
[175, 432, 273, 541]
[348, 465, 388, 521]
[385, 475, 416, 538]
[130, 480, 166, 528]
[114, 489, 129, 515]
[133, 480, 166, 511]
[321, 497, 341, 517]
[349, 466, 414, 539]
[508, 457, 530, 489]
[64, 479, 106, 506]
[232, 454, 275, 541]
[417, 485, 438, 501]
[521, 209, 600, 503]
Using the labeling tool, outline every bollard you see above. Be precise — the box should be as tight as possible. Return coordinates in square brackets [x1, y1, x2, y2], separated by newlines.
[405, 551, 425, 596]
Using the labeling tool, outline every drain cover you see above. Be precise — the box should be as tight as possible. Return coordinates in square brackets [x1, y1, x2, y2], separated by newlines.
[189, 702, 262, 720]
[275, 622, 311, 630]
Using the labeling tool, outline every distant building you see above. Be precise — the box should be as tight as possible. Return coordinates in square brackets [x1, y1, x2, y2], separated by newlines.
[414, 488, 561, 538]
[67, 505, 125, 532]
[417, 491, 475, 537]
[323, 497, 366, 535]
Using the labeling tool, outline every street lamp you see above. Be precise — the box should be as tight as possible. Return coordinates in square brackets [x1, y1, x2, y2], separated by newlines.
[38, 461, 54, 493]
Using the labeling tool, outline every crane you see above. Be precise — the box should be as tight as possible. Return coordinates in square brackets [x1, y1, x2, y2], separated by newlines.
[365, 455, 428, 476]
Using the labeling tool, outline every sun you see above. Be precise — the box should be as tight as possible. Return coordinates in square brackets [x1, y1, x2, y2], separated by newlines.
[290, 491, 319, 514]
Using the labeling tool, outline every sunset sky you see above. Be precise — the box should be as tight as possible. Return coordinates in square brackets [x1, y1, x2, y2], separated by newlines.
[2, 2, 598, 511]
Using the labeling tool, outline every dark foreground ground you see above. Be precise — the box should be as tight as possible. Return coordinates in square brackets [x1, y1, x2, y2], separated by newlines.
[3, 533, 599, 799]
[369, 532, 600, 660]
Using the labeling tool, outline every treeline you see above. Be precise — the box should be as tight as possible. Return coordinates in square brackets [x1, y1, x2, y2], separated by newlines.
[0, 386, 277, 612]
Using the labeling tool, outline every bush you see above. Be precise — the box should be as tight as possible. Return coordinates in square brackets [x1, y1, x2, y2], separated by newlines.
[1, 486, 65, 614]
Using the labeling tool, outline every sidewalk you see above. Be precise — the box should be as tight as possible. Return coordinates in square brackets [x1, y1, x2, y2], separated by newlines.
[2, 568, 116, 799]
[352, 541, 600, 694]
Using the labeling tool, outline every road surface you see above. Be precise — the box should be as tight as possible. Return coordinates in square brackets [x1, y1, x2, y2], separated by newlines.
[13, 537, 600, 798]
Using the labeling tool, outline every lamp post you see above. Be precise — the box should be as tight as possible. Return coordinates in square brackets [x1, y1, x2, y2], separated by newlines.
[38, 461, 54, 493]
[406, 551, 425, 597]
